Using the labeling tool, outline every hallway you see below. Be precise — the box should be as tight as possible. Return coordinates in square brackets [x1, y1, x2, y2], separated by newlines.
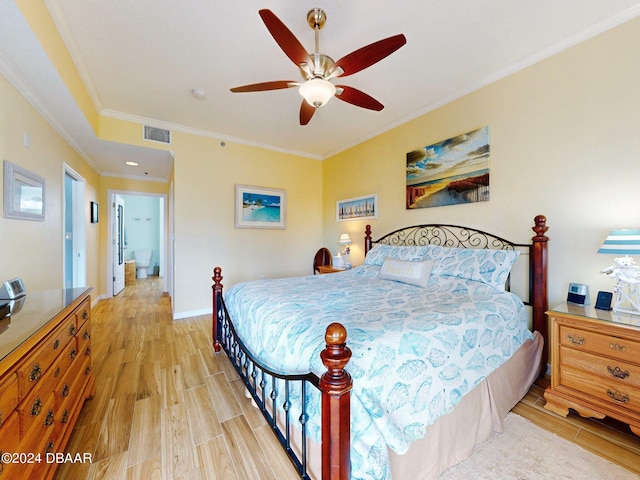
[55, 277, 299, 479]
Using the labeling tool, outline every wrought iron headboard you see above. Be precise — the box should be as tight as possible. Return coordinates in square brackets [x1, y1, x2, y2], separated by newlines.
[364, 223, 533, 304]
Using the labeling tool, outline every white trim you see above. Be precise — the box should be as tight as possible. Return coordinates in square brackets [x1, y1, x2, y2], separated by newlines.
[63, 163, 87, 289]
[173, 308, 212, 320]
[106, 189, 170, 298]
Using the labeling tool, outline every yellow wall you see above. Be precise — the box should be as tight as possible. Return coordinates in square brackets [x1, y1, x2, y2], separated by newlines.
[0, 74, 100, 295]
[323, 16, 640, 308]
[9, 2, 640, 318]
[171, 132, 322, 315]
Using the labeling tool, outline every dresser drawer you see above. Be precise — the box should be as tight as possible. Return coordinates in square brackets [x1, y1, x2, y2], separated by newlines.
[19, 373, 57, 439]
[560, 346, 640, 389]
[558, 324, 640, 364]
[75, 298, 91, 329]
[16, 314, 77, 397]
[0, 373, 19, 428]
[0, 411, 22, 479]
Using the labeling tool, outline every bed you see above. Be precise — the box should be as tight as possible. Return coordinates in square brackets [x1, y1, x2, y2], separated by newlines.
[211, 215, 549, 479]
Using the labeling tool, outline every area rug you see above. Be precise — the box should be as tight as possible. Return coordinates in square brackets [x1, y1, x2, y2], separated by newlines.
[439, 413, 638, 479]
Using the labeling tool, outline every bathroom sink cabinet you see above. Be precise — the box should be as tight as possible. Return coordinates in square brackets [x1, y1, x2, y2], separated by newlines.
[125, 259, 136, 286]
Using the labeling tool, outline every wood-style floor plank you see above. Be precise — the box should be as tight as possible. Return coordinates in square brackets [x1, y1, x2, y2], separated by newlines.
[54, 277, 640, 480]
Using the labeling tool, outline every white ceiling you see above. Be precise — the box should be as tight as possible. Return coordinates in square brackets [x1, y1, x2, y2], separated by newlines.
[2, 1, 640, 181]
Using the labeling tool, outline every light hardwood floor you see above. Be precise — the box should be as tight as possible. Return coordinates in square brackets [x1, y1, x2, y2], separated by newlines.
[54, 277, 640, 479]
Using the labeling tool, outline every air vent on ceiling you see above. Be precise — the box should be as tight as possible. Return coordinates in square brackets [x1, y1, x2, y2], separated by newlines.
[143, 125, 171, 144]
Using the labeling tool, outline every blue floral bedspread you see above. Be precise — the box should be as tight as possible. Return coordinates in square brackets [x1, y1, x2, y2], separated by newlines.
[223, 265, 532, 479]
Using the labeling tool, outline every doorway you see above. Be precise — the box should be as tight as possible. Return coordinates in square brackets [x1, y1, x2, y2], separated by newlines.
[106, 189, 170, 297]
[63, 164, 86, 289]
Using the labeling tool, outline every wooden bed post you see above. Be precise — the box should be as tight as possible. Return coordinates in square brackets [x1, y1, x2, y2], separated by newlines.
[530, 215, 549, 374]
[364, 224, 372, 256]
[212, 266, 223, 352]
[319, 323, 352, 480]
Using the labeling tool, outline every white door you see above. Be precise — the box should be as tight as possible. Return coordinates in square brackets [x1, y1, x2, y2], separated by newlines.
[113, 195, 125, 295]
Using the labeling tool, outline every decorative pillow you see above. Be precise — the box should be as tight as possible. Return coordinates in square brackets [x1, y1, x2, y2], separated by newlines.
[364, 244, 430, 266]
[378, 258, 434, 288]
[427, 246, 520, 291]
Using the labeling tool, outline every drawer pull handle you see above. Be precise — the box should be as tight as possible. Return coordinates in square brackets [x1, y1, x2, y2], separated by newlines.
[61, 409, 69, 424]
[610, 342, 626, 352]
[567, 334, 585, 345]
[54, 367, 60, 378]
[68, 324, 76, 336]
[46, 441, 54, 454]
[607, 389, 630, 404]
[53, 339, 60, 350]
[31, 398, 42, 416]
[44, 410, 55, 427]
[61, 384, 70, 398]
[29, 363, 42, 382]
[607, 365, 630, 380]
[69, 348, 77, 360]
[0, 411, 3, 426]
[85, 347, 91, 356]
[0, 450, 4, 473]
[83, 311, 89, 320]
[85, 366, 91, 376]
[84, 330, 91, 340]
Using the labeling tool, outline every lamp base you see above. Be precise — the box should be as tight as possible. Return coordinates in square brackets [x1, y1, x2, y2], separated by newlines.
[613, 282, 640, 316]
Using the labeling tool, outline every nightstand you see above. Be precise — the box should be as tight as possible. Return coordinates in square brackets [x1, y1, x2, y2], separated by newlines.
[543, 302, 640, 436]
[317, 265, 345, 274]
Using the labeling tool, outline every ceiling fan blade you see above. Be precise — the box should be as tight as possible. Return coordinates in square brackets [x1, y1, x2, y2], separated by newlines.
[335, 86, 384, 111]
[333, 34, 407, 77]
[259, 9, 313, 68]
[300, 100, 316, 125]
[230, 81, 297, 93]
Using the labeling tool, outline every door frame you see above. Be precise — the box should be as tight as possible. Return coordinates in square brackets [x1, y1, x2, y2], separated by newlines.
[62, 164, 86, 289]
[106, 189, 171, 298]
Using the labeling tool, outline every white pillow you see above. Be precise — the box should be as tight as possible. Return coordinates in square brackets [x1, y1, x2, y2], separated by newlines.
[378, 258, 434, 288]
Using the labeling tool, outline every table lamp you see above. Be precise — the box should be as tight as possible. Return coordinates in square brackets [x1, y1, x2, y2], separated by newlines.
[338, 233, 352, 255]
[598, 229, 640, 315]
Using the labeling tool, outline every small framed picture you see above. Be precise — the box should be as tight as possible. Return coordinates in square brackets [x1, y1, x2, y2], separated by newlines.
[336, 194, 378, 222]
[235, 185, 286, 229]
[90, 201, 99, 223]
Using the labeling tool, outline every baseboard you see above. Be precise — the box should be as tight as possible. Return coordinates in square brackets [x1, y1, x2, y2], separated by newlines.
[173, 307, 212, 320]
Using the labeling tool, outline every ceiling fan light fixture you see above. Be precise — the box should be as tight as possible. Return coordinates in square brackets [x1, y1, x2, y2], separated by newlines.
[299, 78, 336, 108]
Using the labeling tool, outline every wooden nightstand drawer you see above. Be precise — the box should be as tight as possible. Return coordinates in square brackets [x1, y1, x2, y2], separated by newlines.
[560, 346, 640, 389]
[560, 365, 640, 414]
[558, 324, 640, 363]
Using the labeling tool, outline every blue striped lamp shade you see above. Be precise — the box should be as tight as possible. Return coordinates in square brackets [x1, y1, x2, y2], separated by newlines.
[597, 229, 640, 255]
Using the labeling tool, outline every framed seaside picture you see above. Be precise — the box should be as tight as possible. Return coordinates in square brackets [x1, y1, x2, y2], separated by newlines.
[406, 126, 490, 209]
[235, 184, 286, 229]
[336, 194, 378, 222]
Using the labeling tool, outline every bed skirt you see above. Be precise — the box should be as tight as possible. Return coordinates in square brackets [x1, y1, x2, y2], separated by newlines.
[280, 331, 543, 479]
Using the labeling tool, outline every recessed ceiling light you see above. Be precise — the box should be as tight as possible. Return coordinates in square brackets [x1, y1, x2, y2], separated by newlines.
[191, 88, 207, 100]
[126, 161, 138, 166]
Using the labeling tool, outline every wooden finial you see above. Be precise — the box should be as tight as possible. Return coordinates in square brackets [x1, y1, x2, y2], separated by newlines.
[532, 215, 549, 242]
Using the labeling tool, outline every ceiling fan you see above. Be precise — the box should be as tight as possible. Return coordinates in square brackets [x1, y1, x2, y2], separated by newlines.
[230, 8, 407, 125]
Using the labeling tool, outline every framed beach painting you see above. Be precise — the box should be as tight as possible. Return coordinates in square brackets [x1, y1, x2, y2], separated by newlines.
[336, 194, 378, 222]
[235, 184, 286, 229]
[406, 126, 490, 209]
[3, 160, 45, 221]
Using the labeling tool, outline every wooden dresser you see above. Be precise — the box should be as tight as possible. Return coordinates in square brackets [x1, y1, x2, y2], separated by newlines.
[544, 303, 640, 436]
[0, 288, 94, 479]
